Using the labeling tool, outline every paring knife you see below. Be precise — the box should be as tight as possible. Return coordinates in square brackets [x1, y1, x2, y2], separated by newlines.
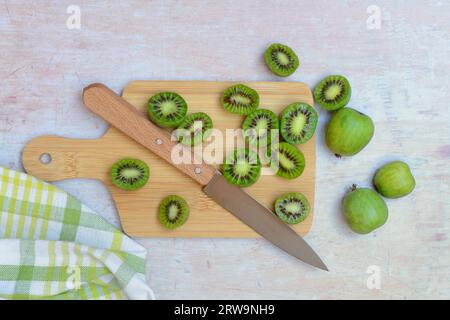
[82, 83, 328, 271]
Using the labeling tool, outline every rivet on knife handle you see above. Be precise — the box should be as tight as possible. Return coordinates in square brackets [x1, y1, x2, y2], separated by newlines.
[82, 83, 217, 186]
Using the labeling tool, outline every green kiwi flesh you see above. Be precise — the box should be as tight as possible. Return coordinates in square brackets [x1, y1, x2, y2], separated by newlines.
[314, 75, 351, 111]
[242, 109, 279, 147]
[221, 84, 259, 115]
[264, 43, 299, 77]
[176, 112, 213, 146]
[147, 92, 188, 128]
[280, 103, 318, 145]
[270, 142, 305, 179]
[110, 158, 149, 190]
[275, 192, 310, 224]
[222, 148, 261, 187]
[158, 195, 189, 230]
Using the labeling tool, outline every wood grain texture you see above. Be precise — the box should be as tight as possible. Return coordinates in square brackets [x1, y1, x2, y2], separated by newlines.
[1, 0, 449, 299]
[82, 83, 217, 186]
[22, 80, 316, 238]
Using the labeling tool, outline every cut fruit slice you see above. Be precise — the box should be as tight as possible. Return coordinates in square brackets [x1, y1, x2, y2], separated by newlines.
[270, 142, 305, 179]
[221, 84, 259, 115]
[275, 192, 310, 224]
[280, 103, 318, 145]
[313, 75, 351, 111]
[222, 148, 262, 187]
[147, 92, 188, 128]
[264, 43, 299, 77]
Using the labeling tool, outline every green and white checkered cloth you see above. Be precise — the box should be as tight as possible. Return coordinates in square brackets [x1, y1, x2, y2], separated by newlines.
[0, 166, 155, 300]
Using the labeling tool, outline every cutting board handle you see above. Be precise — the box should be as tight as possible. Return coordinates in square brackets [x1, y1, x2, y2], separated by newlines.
[22, 135, 103, 181]
[82, 83, 217, 186]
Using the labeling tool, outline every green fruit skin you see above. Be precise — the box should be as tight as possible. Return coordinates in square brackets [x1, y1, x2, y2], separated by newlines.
[343, 188, 388, 234]
[373, 161, 415, 198]
[326, 108, 374, 156]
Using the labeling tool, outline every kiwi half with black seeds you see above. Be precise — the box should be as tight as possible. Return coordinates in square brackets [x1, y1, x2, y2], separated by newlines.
[221, 84, 259, 115]
[270, 142, 305, 179]
[110, 158, 149, 191]
[274, 192, 310, 224]
[242, 109, 279, 147]
[280, 103, 318, 145]
[175, 112, 213, 146]
[158, 195, 189, 230]
[264, 43, 299, 77]
[222, 148, 261, 187]
[147, 92, 188, 128]
[314, 75, 351, 111]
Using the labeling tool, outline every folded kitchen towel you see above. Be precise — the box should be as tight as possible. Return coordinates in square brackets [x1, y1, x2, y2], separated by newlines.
[0, 166, 154, 300]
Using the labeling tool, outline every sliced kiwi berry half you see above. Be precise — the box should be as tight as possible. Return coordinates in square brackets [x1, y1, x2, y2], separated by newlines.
[270, 142, 305, 179]
[158, 195, 189, 230]
[110, 158, 149, 191]
[222, 148, 262, 187]
[280, 103, 318, 145]
[314, 75, 351, 111]
[175, 112, 213, 146]
[221, 84, 259, 115]
[147, 92, 188, 128]
[242, 109, 279, 147]
[274, 192, 310, 225]
[264, 43, 299, 77]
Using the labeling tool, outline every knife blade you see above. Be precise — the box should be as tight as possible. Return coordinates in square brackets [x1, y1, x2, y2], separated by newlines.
[82, 83, 328, 271]
[204, 173, 328, 271]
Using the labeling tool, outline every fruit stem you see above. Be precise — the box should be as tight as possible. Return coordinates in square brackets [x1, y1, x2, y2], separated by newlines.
[351, 184, 358, 192]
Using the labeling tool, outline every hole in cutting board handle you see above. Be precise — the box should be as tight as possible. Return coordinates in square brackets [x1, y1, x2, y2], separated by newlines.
[39, 153, 52, 165]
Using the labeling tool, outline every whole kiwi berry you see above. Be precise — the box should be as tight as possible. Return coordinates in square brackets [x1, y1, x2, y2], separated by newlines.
[343, 185, 388, 234]
[373, 161, 415, 198]
[326, 108, 374, 157]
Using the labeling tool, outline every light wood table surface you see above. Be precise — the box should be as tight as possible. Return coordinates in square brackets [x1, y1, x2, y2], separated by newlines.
[1, 0, 449, 299]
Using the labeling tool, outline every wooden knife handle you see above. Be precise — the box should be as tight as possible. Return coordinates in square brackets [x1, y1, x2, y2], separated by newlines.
[82, 83, 217, 186]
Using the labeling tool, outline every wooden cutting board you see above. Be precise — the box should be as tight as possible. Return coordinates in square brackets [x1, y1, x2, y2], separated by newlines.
[22, 81, 316, 238]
